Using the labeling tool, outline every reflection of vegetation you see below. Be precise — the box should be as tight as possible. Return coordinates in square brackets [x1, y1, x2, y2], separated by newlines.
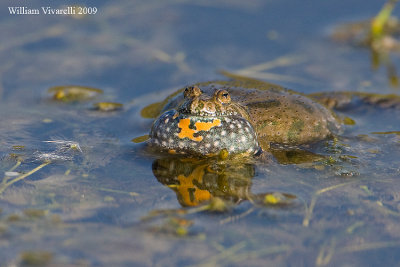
[332, 0, 400, 87]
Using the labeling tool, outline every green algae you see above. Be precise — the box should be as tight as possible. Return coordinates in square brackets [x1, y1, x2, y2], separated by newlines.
[48, 85, 103, 102]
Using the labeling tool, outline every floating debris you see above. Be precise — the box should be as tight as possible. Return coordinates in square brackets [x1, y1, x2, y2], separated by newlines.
[33, 152, 73, 162]
[20, 251, 53, 266]
[131, 135, 149, 143]
[12, 145, 25, 150]
[255, 192, 297, 206]
[23, 209, 48, 219]
[43, 140, 82, 153]
[7, 214, 21, 222]
[93, 102, 123, 111]
[48, 85, 103, 101]
[42, 118, 53, 123]
[4, 171, 20, 177]
[343, 117, 356, 125]
[103, 196, 115, 202]
[371, 131, 400, 135]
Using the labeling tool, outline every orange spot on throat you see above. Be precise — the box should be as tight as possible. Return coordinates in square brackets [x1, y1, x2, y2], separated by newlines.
[177, 118, 221, 142]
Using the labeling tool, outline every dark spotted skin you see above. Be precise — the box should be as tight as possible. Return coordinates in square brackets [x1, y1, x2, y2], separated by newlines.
[147, 81, 340, 156]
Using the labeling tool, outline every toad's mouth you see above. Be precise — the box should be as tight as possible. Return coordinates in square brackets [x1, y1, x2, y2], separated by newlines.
[178, 105, 242, 117]
[177, 98, 250, 119]
[149, 110, 261, 156]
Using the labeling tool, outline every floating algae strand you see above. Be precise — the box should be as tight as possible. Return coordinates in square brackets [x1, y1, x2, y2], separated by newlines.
[93, 102, 123, 111]
[48, 85, 103, 101]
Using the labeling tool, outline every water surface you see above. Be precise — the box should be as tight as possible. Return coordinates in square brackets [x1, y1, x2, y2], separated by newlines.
[0, 0, 399, 266]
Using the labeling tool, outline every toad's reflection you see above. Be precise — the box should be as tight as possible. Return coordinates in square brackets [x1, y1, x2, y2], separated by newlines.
[152, 157, 255, 207]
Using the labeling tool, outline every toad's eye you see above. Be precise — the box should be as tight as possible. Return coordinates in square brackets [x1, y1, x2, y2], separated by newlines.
[184, 86, 202, 98]
[183, 87, 190, 97]
[216, 90, 231, 104]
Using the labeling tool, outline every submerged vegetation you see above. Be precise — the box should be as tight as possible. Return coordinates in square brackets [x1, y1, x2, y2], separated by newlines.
[0, 161, 50, 196]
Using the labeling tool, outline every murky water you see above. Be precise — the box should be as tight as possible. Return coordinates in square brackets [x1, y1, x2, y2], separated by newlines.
[0, 0, 399, 266]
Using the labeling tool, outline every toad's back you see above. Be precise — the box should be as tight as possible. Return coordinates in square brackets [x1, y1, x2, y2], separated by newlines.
[224, 85, 339, 147]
